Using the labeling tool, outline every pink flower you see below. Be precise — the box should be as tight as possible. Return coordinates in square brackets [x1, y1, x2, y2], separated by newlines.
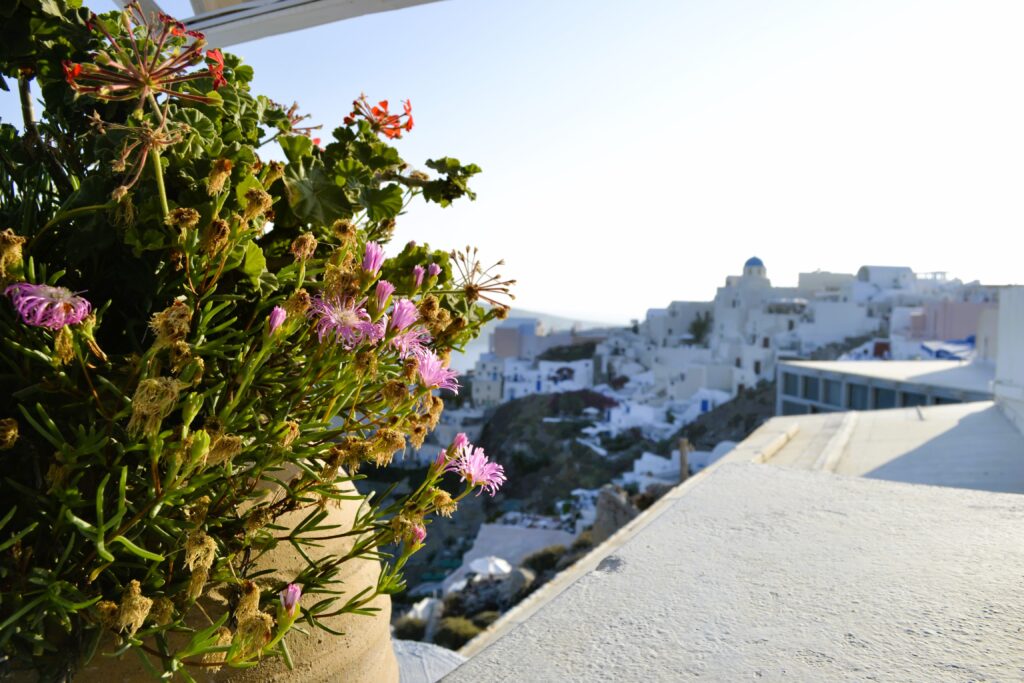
[427, 263, 441, 278]
[269, 306, 286, 334]
[310, 295, 373, 348]
[279, 583, 302, 618]
[390, 299, 418, 331]
[390, 326, 431, 360]
[412, 265, 425, 288]
[415, 348, 460, 394]
[375, 280, 395, 311]
[445, 442, 506, 497]
[452, 433, 470, 451]
[362, 242, 385, 275]
[362, 318, 387, 345]
[434, 449, 448, 470]
[411, 524, 426, 544]
[6, 283, 91, 330]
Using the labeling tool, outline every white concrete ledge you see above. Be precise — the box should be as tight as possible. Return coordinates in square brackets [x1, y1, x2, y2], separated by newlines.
[445, 463, 1024, 681]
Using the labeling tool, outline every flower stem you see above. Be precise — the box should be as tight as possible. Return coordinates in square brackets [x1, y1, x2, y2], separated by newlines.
[150, 148, 169, 218]
[28, 203, 114, 251]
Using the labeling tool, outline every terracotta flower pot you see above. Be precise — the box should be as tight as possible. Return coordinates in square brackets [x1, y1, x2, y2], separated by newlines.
[15, 479, 399, 682]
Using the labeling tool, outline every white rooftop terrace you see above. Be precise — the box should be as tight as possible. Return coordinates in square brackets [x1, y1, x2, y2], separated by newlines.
[782, 359, 994, 396]
[445, 399, 1024, 680]
[446, 461, 1024, 681]
[766, 401, 1024, 493]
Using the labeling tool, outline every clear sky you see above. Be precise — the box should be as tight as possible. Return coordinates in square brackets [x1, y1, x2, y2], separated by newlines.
[4, 0, 1023, 323]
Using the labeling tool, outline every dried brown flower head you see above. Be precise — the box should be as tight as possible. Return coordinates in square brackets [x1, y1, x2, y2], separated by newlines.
[208, 434, 243, 466]
[116, 580, 153, 636]
[150, 597, 174, 626]
[236, 580, 261, 620]
[332, 218, 357, 246]
[54, 326, 75, 365]
[206, 157, 233, 195]
[290, 232, 318, 262]
[0, 418, 18, 450]
[354, 349, 378, 377]
[233, 612, 273, 660]
[0, 228, 26, 283]
[432, 489, 458, 518]
[127, 377, 181, 438]
[187, 566, 208, 601]
[166, 207, 200, 231]
[242, 187, 272, 223]
[203, 218, 231, 256]
[264, 161, 285, 186]
[95, 600, 119, 629]
[284, 288, 311, 318]
[372, 428, 406, 467]
[184, 531, 217, 572]
[149, 300, 192, 348]
[382, 380, 409, 405]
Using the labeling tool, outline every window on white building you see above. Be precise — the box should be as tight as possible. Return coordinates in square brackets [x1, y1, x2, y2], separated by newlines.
[782, 372, 799, 396]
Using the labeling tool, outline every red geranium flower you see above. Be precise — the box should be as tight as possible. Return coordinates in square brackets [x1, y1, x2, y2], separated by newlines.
[206, 49, 227, 90]
[345, 94, 414, 139]
[62, 61, 82, 85]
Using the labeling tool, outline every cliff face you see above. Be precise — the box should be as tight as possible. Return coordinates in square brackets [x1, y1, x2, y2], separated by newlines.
[670, 381, 776, 451]
[476, 391, 647, 514]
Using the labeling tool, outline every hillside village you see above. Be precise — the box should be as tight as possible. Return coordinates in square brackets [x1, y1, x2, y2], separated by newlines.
[391, 257, 1005, 652]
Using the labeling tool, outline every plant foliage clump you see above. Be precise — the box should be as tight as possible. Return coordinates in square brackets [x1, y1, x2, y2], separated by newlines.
[0, 1, 512, 678]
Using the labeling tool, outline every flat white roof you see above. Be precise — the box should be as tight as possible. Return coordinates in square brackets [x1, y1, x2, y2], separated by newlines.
[781, 359, 994, 396]
[765, 401, 1024, 494]
[448, 462, 1024, 681]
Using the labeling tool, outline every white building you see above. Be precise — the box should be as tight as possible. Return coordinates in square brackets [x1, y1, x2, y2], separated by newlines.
[471, 353, 505, 407]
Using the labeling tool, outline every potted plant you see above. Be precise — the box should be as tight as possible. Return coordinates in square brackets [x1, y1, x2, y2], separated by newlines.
[0, 1, 512, 679]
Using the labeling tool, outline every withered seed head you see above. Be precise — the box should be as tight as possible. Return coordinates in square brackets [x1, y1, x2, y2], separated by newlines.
[206, 158, 233, 195]
[290, 232, 318, 262]
[166, 207, 200, 230]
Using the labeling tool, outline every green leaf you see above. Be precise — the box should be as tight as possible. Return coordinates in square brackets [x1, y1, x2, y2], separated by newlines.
[283, 162, 352, 225]
[361, 184, 404, 221]
[241, 241, 267, 287]
[172, 109, 217, 159]
[110, 536, 165, 562]
[177, 613, 230, 659]
[279, 135, 313, 166]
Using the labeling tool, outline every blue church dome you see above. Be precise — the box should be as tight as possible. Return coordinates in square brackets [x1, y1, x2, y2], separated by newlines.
[744, 256, 764, 269]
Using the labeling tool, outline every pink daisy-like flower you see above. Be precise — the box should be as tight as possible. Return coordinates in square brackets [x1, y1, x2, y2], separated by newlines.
[6, 283, 91, 330]
[391, 326, 431, 360]
[390, 298, 418, 332]
[415, 348, 460, 394]
[375, 280, 395, 311]
[362, 242, 385, 275]
[268, 306, 287, 334]
[411, 524, 426, 544]
[427, 263, 441, 278]
[445, 442, 506, 497]
[452, 432, 470, 451]
[412, 265, 425, 288]
[361, 317, 387, 345]
[434, 449, 448, 470]
[279, 583, 302, 618]
[310, 295, 372, 348]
